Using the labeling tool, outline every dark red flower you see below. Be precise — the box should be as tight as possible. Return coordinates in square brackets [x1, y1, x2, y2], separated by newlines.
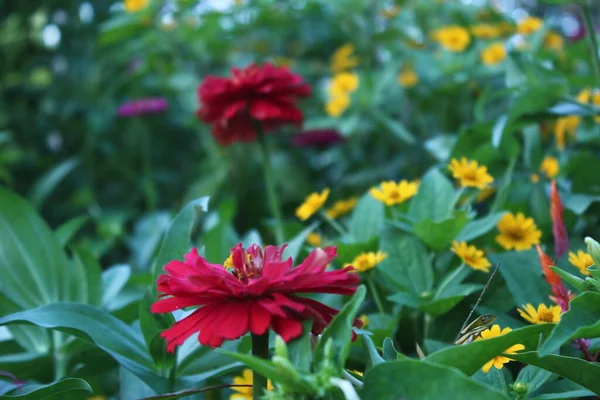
[292, 129, 346, 148]
[197, 63, 311, 145]
[151, 243, 361, 350]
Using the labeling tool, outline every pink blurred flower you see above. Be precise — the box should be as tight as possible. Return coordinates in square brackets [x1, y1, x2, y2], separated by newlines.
[117, 97, 168, 117]
[292, 129, 346, 147]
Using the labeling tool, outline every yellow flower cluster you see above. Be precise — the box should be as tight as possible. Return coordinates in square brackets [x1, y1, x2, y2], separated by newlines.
[330, 44, 359, 73]
[432, 25, 471, 52]
[397, 67, 419, 88]
[326, 72, 359, 118]
[450, 241, 491, 272]
[295, 188, 330, 221]
[326, 197, 358, 219]
[569, 250, 594, 275]
[448, 158, 494, 189]
[370, 180, 419, 206]
[347, 251, 388, 273]
[471, 24, 500, 39]
[540, 156, 559, 178]
[125, 0, 148, 12]
[518, 304, 561, 324]
[544, 32, 564, 51]
[554, 88, 600, 149]
[481, 42, 506, 66]
[517, 17, 543, 36]
[495, 212, 542, 251]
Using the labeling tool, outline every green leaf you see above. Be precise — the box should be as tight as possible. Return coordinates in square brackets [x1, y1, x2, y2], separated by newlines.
[139, 290, 175, 372]
[362, 335, 384, 370]
[549, 266, 587, 292]
[563, 193, 600, 215]
[282, 222, 319, 262]
[425, 324, 553, 376]
[152, 197, 209, 277]
[489, 250, 551, 307]
[349, 194, 384, 243]
[540, 292, 600, 355]
[509, 352, 600, 395]
[0, 303, 165, 393]
[0, 188, 73, 307]
[515, 365, 553, 394]
[27, 157, 79, 208]
[422, 284, 483, 317]
[287, 320, 313, 372]
[176, 339, 243, 382]
[101, 264, 131, 311]
[382, 338, 405, 361]
[409, 168, 459, 222]
[0, 378, 92, 399]
[412, 211, 469, 251]
[456, 212, 506, 242]
[370, 108, 416, 144]
[362, 360, 509, 400]
[379, 229, 434, 295]
[314, 285, 366, 369]
[71, 247, 101, 306]
[55, 216, 88, 248]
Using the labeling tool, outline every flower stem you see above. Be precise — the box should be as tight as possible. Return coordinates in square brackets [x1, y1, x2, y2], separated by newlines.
[321, 211, 347, 237]
[256, 126, 285, 245]
[582, 3, 600, 87]
[367, 275, 385, 315]
[251, 333, 269, 400]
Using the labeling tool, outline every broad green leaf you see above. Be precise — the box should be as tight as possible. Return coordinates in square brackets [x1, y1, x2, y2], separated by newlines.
[139, 290, 175, 373]
[101, 264, 131, 311]
[314, 285, 366, 369]
[152, 197, 209, 278]
[0, 188, 73, 307]
[71, 247, 101, 306]
[515, 365, 553, 394]
[549, 266, 587, 292]
[489, 250, 550, 307]
[176, 339, 243, 381]
[349, 194, 384, 243]
[412, 212, 469, 251]
[540, 292, 600, 355]
[379, 229, 433, 295]
[287, 320, 313, 372]
[409, 168, 458, 222]
[509, 352, 600, 395]
[522, 125, 542, 169]
[531, 379, 596, 399]
[0, 378, 92, 399]
[426, 324, 553, 376]
[27, 157, 79, 208]
[282, 222, 319, 262]
[362, 335, 384, 370]
[491, 157, 516, 212]
[140, 385, 249, 400]
[119, 367, 156, 399]
[563, 193, 600, 215]
[370, 108, 416, 144]
[55, 216, 88, 248]
[0, 303, 165, 393]
[421, 284, 483, 317]
[456, 212, 506, 242]
[362, 360, 509, 400]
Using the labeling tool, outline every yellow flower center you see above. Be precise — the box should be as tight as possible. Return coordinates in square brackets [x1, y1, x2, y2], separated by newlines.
[537, 309, 554, 323]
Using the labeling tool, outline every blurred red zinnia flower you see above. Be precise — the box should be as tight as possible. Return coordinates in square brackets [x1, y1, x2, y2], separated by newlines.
[151, 243, 361, 351]
[197, 63, 312, 145]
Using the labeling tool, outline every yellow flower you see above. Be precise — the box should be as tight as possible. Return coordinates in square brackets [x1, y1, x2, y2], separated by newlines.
[495, 212, 542, 251]
[539, 156, 559, 178]
[306, 232, 322, 247]
[330, 44, 359, 73]
[296, 188, 330, 221]
[432, 25, 471, 52]
[568, 250, 594, 276]
[448, 158, 494, 189]
[471, 24, 500, 39]
[577, 88, 600, 122]
[530, 173, 540, 183]
[325, 94, 350, 118]
[518, 304, 561, 324]
[325, 197, 358, 219]
[347, 251, 388, 273]
[544, 32, 564, 51]
[554, 115, 580, 150]
[450, 241, 491, 272]
[496, 22, 515, 36]
[370, 180, 419, 206]
[124, 0, 148, 12]
[480, 42, 506, 66]
[231, 369, 273, 399]
[476, 325, 525, 373]
[397, 68, 419, 88]
[328, 73, 359, 97]
[517, 17, 543, 36]
[358, 314, 369, 327]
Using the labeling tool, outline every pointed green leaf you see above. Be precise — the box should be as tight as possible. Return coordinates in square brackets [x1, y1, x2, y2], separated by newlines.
[349, 194, 384, 243]
[0, 378, 92, 399]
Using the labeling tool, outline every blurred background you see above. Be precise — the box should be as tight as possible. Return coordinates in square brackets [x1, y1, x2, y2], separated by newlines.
[0, 0, 595, 269]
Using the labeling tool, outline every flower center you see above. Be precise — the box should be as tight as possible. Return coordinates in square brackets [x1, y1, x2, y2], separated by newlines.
[507, 228, 524, 241]
[537, 309, 554, 323]
[389, 190, 400, 200]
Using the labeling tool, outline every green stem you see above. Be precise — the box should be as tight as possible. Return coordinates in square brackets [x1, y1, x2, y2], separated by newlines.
[137, 119, 156, 212]
[53, 332, 67, 381]
[321, 211, 347, 237]
[251, 333, 269, 400]
[168, 348, 178, 392]
[496, 367, 508, 394]
[423, 313, 432, 340]
[367, 275, 385, 315]
[256, 127, 285, 245]
[582, 3, 600, 87]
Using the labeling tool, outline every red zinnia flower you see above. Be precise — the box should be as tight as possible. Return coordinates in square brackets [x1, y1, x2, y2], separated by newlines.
[197, 63, 312, 145]
[151, 243, 361, 351]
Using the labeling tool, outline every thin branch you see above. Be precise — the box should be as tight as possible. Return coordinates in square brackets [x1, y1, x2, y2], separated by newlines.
[455, 262, 501, 342]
